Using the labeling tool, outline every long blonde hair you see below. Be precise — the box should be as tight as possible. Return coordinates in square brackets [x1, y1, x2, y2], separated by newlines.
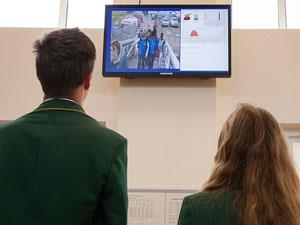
[204, 104, 300, 225]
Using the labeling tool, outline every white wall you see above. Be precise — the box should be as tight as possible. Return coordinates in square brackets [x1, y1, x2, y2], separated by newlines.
[0, 28, 43, 119]
[118, 78, 216, 189]
[216, 30, 300, 132]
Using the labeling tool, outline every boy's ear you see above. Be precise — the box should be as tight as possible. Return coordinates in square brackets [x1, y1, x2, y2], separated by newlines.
[83, 74, 92, 90]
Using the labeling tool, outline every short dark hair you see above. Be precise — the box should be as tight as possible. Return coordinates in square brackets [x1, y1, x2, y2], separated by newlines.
[33, 28, 96, 98]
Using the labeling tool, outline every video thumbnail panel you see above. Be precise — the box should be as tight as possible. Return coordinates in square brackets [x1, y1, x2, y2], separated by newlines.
[107, 9, 181, 72]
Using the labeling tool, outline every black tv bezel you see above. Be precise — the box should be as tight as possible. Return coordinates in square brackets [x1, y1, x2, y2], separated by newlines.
[102, 4, 231, 78]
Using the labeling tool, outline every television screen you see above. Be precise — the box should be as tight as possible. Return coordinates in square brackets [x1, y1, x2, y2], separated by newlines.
[103, 5, 231, 78]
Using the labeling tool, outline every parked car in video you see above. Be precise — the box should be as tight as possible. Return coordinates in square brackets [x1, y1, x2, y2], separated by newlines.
[170, 11, 177, 17]
[161, 17, 170, 27]
[170, 17, 179, 27]
[157, 11, 165, 19]
[194, 14, 199, 20]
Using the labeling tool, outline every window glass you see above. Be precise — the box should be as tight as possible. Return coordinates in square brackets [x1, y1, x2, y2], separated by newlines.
[232, 0, 279, 28]
[67, 0, 112, 28]
[0, 0, 60, 28]
[286, 0, 300, 28]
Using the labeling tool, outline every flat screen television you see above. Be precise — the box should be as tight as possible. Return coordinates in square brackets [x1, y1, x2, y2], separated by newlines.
[103, 5, 231, 78]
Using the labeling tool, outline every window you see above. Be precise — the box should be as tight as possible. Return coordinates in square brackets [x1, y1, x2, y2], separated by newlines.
[292, 143, 300, 174]
[2, 0, 295, 30]
[282, 126, 300, 175]
[286, 0, 300, 28]
[232, 0, 279, 29]
[67, 0, 112, 28]
[0, 0, 60, 28]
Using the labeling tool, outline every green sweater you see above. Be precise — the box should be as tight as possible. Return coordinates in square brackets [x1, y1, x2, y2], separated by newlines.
[0, 99, 127, 225]
[178, 191, 238, 225]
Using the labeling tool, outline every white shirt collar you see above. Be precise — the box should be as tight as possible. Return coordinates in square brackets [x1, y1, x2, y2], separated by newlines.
[43, 98, 80, 106]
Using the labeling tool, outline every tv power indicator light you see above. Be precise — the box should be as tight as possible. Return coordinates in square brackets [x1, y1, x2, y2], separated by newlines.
[160, 72, 174, 76]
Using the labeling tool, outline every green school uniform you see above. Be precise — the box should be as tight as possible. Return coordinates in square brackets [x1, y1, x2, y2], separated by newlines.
[0, 99, 127, 225]
[178, 191, 238, 225]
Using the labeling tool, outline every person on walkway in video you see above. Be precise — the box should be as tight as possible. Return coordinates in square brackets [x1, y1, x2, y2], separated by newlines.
[157, 33, 166, 68]
[137, 31, 149, 69]
[110, 40, 128, 69]
[147, 31, 159, 69]
[153, 21, 157, 35]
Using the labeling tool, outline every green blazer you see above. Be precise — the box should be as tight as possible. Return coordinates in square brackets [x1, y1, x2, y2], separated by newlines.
[178, 192, 238, 225]
[0, 99, 127, 225]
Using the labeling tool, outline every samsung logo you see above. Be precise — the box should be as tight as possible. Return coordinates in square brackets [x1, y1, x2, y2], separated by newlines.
[160, 72, 173, 76]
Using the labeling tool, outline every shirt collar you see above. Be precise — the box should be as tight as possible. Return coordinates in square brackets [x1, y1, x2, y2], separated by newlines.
[36, 98, 85, 113]
[43, 98, 80, 106]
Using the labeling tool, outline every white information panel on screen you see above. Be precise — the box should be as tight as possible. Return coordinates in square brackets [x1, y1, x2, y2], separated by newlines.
[128, 189, 197, 225]
[180, 9, 229, 71]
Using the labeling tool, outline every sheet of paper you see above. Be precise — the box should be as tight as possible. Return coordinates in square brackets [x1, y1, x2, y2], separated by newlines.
[128, 192, 165, 225]
[128, 190, 195, 225]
